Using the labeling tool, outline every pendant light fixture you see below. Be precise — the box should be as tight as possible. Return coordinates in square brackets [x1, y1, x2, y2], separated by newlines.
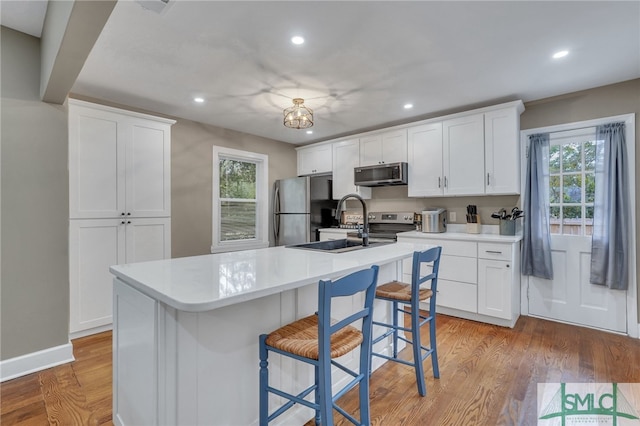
[283, 98, 313, 129]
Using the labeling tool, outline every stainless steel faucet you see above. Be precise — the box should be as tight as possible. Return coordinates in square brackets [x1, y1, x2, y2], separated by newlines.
[335, 193, 369, 246]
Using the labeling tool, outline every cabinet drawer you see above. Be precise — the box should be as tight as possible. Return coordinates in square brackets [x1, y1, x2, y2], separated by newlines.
[436, 279, 477, 313]
[422, 239, 477, 257]
[478, 242, 512, 261]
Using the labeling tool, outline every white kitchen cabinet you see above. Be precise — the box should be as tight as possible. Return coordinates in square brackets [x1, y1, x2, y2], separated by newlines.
[477, 242, 519, 321]
[332, 139, 371, 200]
[69, 99, 174, 219]
[297, 143, 332, 176]
[484, 107, 522, 195]
[442, 113, 486, 195]
[69, 217, 171, 335]
[68, 99, 174, 336]
[359, 129, 407, 167]
[397, 232, 521, 327]
[407, 123, 444, 197]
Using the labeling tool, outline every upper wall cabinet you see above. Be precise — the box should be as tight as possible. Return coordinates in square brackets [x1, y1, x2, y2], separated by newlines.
[297, 143, 332, 176]
[332, 139, 371, 200]
[69, 100, 175, 219]
[484, 107, 521, 195]
[407, 123, 443, 197]
[442, 113, 486, 195]
[359, 129, 407, 167]
[408, 101, 524, 197]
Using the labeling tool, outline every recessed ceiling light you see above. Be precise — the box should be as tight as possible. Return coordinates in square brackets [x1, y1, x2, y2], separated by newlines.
[553, 50, 569, 59]
[291, 36, 305, 45]
[306, 130, 313, 135]
[194, 97, 205, 103]
[404, 103, 413, 109]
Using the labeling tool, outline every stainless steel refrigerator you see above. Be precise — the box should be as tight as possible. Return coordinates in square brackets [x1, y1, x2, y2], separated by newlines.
[273, 175, 338, 246]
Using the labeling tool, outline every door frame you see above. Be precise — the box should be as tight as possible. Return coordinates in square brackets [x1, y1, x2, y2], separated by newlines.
[519, 113, 637, 338]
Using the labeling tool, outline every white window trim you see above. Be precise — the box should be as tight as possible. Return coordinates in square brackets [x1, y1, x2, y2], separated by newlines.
[519, 113, 637, 338]
[211, 146, 269, 253]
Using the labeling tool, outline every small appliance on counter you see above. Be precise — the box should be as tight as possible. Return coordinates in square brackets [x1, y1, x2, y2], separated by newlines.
[421, 208, 447, 233]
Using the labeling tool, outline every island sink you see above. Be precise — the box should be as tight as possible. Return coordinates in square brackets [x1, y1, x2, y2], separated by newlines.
[286, 238, 391, 253]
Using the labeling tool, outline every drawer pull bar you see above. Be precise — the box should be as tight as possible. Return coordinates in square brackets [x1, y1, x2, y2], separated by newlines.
[485, 250, 503, 254]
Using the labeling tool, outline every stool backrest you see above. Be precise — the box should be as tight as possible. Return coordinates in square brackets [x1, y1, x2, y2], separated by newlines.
[317, 265, 379, 353]
[411, 247, 442, 299]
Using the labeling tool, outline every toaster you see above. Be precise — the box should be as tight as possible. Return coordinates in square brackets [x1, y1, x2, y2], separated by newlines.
[421, 208, 447, 233]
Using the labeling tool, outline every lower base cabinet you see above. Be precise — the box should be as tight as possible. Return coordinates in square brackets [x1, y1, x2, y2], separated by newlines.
[397, 234, 521, 327]
[69, 217, 170, 335]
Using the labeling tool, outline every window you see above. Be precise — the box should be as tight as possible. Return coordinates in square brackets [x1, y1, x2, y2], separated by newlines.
[548, 128, 598, 236]
[212, 146, 269, 253]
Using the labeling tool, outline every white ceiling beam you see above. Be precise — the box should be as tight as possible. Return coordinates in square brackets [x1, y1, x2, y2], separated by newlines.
[40, 0, 117, 104]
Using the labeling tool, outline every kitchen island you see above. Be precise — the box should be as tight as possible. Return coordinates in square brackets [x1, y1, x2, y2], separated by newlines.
[109, 242, 430, 426]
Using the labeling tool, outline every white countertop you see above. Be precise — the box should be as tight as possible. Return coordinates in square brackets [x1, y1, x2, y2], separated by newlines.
[397, 227, 522, 243]
[110, 242, 430, 312]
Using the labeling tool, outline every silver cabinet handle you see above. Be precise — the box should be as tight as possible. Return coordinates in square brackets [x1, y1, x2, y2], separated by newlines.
[444, 176, 448, 188]
[486, 250, 503, 254]
[438, 177, 441, 188]
[487, 173, 490, 185]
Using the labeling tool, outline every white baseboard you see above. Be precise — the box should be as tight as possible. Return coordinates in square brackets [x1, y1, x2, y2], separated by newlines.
[0, 342, 75, 382]
[69, 323, 112, 341]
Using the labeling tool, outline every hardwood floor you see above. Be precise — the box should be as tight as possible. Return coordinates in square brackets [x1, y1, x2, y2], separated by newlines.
[2, 314, 639, 425]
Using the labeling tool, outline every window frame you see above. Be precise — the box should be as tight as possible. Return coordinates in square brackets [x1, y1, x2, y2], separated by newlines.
[211, 146, 269, 253]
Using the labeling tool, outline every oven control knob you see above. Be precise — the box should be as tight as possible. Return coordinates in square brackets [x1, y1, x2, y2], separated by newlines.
[369, 214, 376, 220]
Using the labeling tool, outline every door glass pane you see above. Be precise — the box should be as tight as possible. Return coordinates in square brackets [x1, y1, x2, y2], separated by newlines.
[585, 206, 594, 236]
[563, 175, 582, 203]
[562, 142, 582, 172]
[584, 141, 596, 170]
[220, 201, 256, 241]
[585, 173, 595, 203]
[549, 145, 561, 173]
[550, 206, 560, 234]
[562, 206, 582, 235]
[549, 175, 561, 203]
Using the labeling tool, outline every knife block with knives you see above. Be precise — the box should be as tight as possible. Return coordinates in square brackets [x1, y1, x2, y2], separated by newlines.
[466, 204, 481, 234]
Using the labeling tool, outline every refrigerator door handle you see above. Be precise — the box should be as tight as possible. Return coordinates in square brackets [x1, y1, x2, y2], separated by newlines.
[273, 186, 280, 244]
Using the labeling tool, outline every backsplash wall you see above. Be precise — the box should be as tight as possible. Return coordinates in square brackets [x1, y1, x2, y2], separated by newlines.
[343, 185, 520, 225]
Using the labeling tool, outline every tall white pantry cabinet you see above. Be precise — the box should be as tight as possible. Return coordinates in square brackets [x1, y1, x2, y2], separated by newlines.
[68, 99, 175, 337]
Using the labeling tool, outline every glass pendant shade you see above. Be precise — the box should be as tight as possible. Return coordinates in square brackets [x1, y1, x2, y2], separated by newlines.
[283, 98, 313, 129]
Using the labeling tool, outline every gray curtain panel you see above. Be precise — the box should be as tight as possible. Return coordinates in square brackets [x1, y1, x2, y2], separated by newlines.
[590, 122, 629, 290]
[522, 133, 554, 279]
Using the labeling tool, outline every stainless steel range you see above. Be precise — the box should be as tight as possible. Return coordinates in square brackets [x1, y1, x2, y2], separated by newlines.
[343, 211, 416, 242]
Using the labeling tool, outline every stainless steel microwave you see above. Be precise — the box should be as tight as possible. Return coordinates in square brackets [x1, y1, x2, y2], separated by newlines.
[354, 162, 408, 187]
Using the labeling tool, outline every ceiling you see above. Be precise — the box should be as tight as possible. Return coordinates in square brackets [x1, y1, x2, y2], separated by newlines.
[2, 1, 640, 145]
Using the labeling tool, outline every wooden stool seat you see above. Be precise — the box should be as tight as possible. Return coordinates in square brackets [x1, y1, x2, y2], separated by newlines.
[265, 314, 363, 360]
[375, 281, 433, 302]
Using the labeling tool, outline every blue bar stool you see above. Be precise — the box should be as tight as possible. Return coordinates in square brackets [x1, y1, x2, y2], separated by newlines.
[371, 246, 442, 396]
[259, 265, 379, 425]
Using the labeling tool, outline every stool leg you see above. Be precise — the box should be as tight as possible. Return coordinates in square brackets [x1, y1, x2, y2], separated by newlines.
[259, 335, 269, 425]
[314, 365, 320, 426]
[359, 335, 371, 425]
[430, 299, 440, 379]
[411, 304, 426, 397]
[392, 301, 399, 358]
[318, 354, 334, 425]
